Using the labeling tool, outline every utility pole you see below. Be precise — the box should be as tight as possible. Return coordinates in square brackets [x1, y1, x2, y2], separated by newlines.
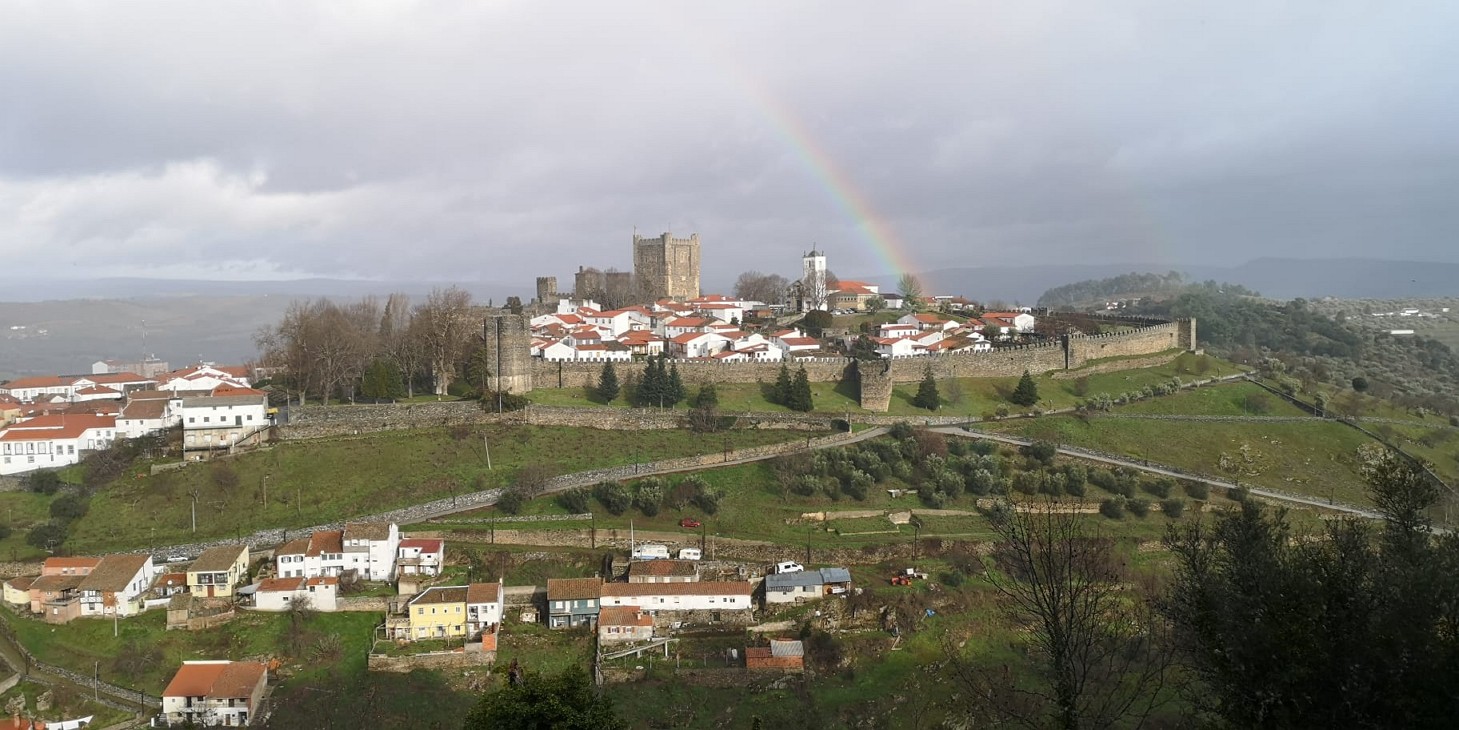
[484, 433, 492, 470]
[190, 490, 199, 533]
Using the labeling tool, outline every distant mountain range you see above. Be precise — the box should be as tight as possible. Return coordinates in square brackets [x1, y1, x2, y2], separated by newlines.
[859, 258, 1459, 304]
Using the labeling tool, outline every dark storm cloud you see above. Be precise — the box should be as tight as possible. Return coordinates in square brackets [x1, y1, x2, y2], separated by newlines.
[0, 1, 1455, 286]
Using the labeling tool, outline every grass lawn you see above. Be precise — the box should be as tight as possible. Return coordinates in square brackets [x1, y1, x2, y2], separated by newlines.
[46, 425, 812, 554]
[0, 606, 379, 695]
[0, 681, 132, 727]
[1116, 381, 1310, 417]
[982, 415, 1376, 505]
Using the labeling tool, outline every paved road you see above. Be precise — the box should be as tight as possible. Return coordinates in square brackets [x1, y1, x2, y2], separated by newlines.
[934, 426, 1388, 521]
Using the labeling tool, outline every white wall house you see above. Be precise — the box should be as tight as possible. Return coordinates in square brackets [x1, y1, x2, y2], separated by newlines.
[343, 522, 400, 582]
[599, 581, 754, 614]
[78, 554, 157, 618]
[396, 538, 445, 577]
[0, 414, 117, 475]
[161, 661, 268, 727]
[466, 581, 505, 636]
[118, 396, 179, 439]
[181, 387, 270, 455]
[670, 332, 732, 359]
[254, 576, 339, 612]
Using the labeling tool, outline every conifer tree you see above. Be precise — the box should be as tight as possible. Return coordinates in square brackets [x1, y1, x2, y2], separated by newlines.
[667, 361, 685, 406]
[789, 366, 814, 412]
[1010, 369, 1040, 407]
[596, 361, 620, 403]
[635, 356, 665, 407]
[913, 368, 940, 411]
[772, 363, 793, 406]
[693, 383, 719, 409]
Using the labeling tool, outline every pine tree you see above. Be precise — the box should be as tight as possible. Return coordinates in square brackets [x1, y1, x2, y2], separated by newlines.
[772, 363, 793, 406]
[667, 361, 686, 406]
[693, 383, 719, 409]
[635, 357, 664, 407]
[913, 368, 940, 411]
[596, 361, 620, 403]
[1010, 369, 1040, 407]
[789, 366, 814, 412]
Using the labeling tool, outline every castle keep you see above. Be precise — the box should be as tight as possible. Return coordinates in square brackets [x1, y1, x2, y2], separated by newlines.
[633, 232, 700, 301]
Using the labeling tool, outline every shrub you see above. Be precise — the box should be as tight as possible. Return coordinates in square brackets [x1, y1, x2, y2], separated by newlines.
[1161, 499, 1186, 518]
[791, 475, 820, 497]
[888, 422, 915, 440]
[496, 487, 526, 515]
[1087, 468, 1117, 491]
[593, 481, 633, 516]
[967, 469, 996, 496]
[1127, 499, 1151, 518]
[1011, 471, 1040, 495]
[1064, 478, 1087, 498]
[1450, 415, 1459, 428]
[49, 494, 89, 524]
[1099, 498, 1125, 519]
[1184, 480, 1210, 500]
[940, 570, 966, 588]
[556, 487, 591, 513]
[634, 480, 664, 517]
[1022, 440, 1058, 467]
[1142, 477, 1174, 499]
[968, 440, 998, 456]
[211, 463, 240, 491]
[26, 522, 66, 550]
[26, 470, 63, 495]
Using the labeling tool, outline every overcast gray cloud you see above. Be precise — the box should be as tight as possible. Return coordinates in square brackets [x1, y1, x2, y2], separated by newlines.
[1, 0, 1456, 289]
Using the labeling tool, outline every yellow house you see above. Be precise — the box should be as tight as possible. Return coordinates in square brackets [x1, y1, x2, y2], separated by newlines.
[187, 545, 249, 598]
[404, 585, 469, 641]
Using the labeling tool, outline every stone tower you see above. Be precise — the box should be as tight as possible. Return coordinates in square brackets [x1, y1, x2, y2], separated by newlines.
[633, 232, 700, 302]
[483, 313, 532, 395]
[535, 276, 558, 304]
[800, 249, 828, 312]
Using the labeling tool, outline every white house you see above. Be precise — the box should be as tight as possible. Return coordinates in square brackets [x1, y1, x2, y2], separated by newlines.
[465, 581, 505, 636]
[662, 317, 716, 339]
[763, 567, 853, 605]
[181, 387, 270, 455]
[118, 395, 179, 439]
[0, 414, 117, 476]
[0, 373, 155, 403]
[396, 538, 445, 577]
[160, 661, 268, 727]
[157, 365, 251, 393]
[874, 337, 919, 359]
[343, 522, 400, 582]
[77, 554, 157, 618]
[982, 311, 1037, 333]
[274, 530, 342, 580]
[253, 576, 338, 612]
[598, 581, 754, 615]
[670, 331, 732, 359]
[898, 313, 958, 333]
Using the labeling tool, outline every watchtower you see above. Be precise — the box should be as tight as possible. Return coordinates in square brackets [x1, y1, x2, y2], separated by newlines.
[633, 232, 700, 301]
[483, 314, 532, 395]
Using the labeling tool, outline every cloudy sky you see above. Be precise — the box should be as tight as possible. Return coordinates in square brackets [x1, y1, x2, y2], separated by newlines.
[2, 1, 1456, 290]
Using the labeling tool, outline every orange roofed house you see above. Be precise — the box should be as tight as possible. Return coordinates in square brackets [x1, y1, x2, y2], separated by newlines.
[0, 413, 117, 476]
[160, 660, 269, 727]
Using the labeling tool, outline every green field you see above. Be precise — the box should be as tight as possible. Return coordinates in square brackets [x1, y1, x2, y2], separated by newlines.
[1, 425, 816, 556]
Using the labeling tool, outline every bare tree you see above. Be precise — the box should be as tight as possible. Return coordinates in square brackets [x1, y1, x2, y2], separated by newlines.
[379, 293, 424, 398]
[946, 502, 1174, 729]
[733, 271, 791, 305]
[413, 286, 475, 397]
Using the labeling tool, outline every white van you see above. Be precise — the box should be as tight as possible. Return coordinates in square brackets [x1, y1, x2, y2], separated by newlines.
[631, 544, 671, 560]
[677, 548, 702, 561]
[774, 561, 804, 574]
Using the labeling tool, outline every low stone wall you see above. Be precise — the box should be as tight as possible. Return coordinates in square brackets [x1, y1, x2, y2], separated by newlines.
[337, 596, 390, 612]
[648, 608, 756, 629]
[367, 650, 494, 673]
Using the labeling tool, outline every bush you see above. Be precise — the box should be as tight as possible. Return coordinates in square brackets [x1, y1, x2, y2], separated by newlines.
[1099, 498, 1125, 519]
[940, 570, 966, 588]
[1064, 478, 1087, 498]
[1127, 499, 1151, 518]
[556, 487, 591, 513]
[1142, 477, 1175, 499]
[211, 463, 240, 491]
[1161, 499, 1186, 518]
[49, 494, 89, 524]
[1022, 440, 1058, 467]
[26, 522, 66, 550]
[1087, 468, 1117, 492]
[593, 481, 633, 516]
[1450, 415, 1459, 428]
[1183, 480, 1210, 500]
[634, 480, 664, 517]
[496, 487, 526, 515]
[26, 470, 63, 495]
[790, 475, 819, 497]
[888, 422, 915, 440]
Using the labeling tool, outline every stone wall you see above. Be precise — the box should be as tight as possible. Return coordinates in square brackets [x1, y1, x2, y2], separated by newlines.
[1049, 350, 1183, 379]
[530, 357, 855, 390]
[337, 596, 390, 612]
[367, 650, 494, 673]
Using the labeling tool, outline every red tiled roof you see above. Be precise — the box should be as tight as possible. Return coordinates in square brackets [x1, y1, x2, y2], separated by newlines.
[600, 581, 752, 598]
[547, 577, 603, 601]
[0, 376, 68, 390]
[398, 538, 443, 552]
[163, 661, 266, 701]
[88, 372, 152, 384]
[258, 577, 305, 592]
[778, 337, 818, 347]
[0, 414, 115, 441]
[466, 581, 502, 605]
[307, 530, 343, 558]
[598, 605, 654, 627]
[43, 556, 102, 572]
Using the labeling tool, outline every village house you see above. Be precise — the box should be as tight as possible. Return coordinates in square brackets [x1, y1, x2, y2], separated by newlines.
[92, 356, 170, 378]
[252, 576, 338, 612]
[181, 386, 271, 457]
[669, 331, 732, 359]
[156, 365, 252, 393]
[0, 413, 118, 476]
[1, 576, 33, 607]
[547, 577, 603, 629]
[598, 581, 755, 620]
[597, 606, 655, 645]
[982, 311, 1037, 333]
[0, 373, 155, 403]
[273, 530, 342, 579]
[187, 545, 249, 599]
[77, 554, 157, 618]
[763, 567, 853, 605]
[627, 560, 698, 584]
[343, 522, 400, 582]
[117, 394, 178, 439]
[826, 280, 880, 311]
[28, 574, 84, 623]
[160, 660, 269, 727]
[395, 538, 445, 577]
[465, 581, 505, 638]
[897, 312, 958, 333]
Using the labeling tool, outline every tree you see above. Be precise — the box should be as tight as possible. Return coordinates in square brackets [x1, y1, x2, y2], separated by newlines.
[26, 522, 66, 551]
[593, 481, 633, 516]
[948, 504, 1173, 729]
[667, 361, 685, 406]
[26, 470, 62, 495]
[733, 271, 790, 305]
[802, 310, 833, 336]
[634, 356, 669, 408]
[49, 494, 88, 524]
[463, 667, 627, 730]
[595, 362, 620, 403]
[1352, 375, 1370, 392]
[414, 286, 475, 397]
[1161, 452, 1459, 728]
[848, 335, 881, 361]
[692, 383, 718, 409]
[360, 358, 405, 400]
[1010, 370, 1040, 407]
[865, 296, 886, 313]
[787, 366, 814, 412]
[771, 363, 793, 406]
[912, 368, 940, 411]
[898, 273, 924, 308]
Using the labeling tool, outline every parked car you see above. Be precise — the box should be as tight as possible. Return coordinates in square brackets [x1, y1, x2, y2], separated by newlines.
[679, 517, 702, 529]
[774, 561, 804, 574]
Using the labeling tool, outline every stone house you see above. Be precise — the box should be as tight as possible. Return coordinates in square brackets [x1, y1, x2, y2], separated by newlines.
[597, 606, 654, 645]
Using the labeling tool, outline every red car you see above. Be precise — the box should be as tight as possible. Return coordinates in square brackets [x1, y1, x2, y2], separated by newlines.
[679, 517, 702, 529]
